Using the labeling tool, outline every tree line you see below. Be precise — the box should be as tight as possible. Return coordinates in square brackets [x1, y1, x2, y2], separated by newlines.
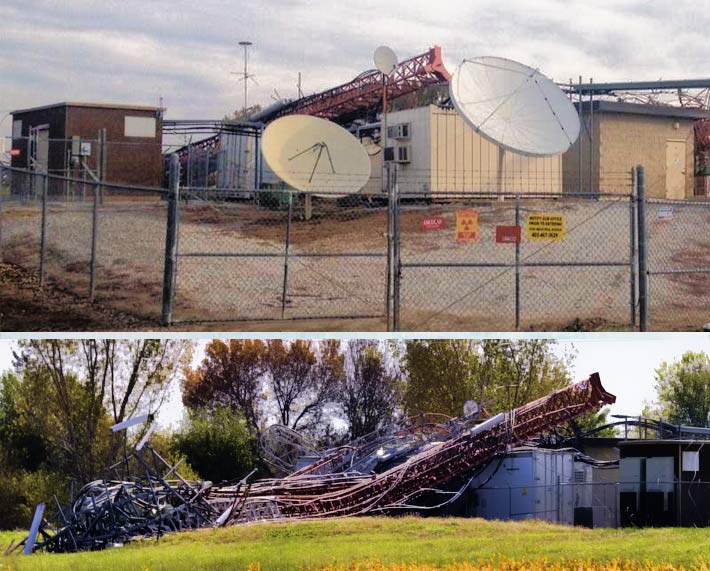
[1, 339, 707, 529]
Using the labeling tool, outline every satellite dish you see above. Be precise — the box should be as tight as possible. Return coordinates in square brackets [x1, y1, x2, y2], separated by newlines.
[374, 46, 398, 75]
[449, 56, 580, 156]
[262, 115, 371, 195]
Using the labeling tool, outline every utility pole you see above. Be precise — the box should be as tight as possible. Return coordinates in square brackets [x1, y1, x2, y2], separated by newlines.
[238, 41, 253, 114]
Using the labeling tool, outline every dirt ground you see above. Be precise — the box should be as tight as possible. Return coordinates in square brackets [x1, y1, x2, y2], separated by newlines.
[2, 194, 710, 332]
[0, 262, 387, 332]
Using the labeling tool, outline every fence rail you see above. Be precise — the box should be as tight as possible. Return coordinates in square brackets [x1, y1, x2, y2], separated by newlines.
[1, 160, 710, 331]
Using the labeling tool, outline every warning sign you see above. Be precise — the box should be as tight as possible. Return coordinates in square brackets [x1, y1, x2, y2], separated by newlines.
[496, 225, 522, 244]
[526, 213, 565, 242]
[421, 215, 446, 231]
[456, 209, 479, 242]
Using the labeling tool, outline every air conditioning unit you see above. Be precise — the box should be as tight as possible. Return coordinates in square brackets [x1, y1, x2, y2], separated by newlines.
[397, 145, 411, 163]
[387, 123, 411, 140]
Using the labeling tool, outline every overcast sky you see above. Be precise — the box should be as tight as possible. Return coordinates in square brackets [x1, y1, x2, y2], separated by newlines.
[1, 334, 709, 429]
[2, 0, 710, 141]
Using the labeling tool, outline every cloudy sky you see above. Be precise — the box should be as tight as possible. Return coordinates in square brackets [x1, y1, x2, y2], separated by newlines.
[1, 334, 709, 428]
[2, 0, 710, 141]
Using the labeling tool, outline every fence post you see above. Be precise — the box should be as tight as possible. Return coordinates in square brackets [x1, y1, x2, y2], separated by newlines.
[636, 164, 649, 331]
[89, 177, 99, 302]
[515, 194, 521, 331]
[0, 164, 4, 252]
[629, 167, 637, 328]
[281, 192, 293, 318]
[385, 162, 392, 330]
[39, 172, 48, 285]
[392, 164, 401, 332]
[161, 154, 180, 326]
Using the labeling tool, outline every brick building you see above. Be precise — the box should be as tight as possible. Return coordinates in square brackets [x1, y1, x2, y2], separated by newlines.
[10, 102, 163, 188]
[563, 101, 710, 199]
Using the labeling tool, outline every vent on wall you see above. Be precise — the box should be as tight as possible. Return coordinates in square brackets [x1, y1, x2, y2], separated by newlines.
[397, 145, 411, 163]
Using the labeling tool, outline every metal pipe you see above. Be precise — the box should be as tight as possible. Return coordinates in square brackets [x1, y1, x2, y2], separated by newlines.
[281, 193, 293, 318]
[578, 75, 583, 194]
[39, 172, 48, 285]
[636, 165, 649, 331]
[515, 194, 521, 330]
[161, 154, 181, 326]
[629, 167, 637, 327]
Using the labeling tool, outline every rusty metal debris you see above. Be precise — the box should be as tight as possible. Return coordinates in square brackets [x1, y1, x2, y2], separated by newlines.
[20, 373, 615, 554]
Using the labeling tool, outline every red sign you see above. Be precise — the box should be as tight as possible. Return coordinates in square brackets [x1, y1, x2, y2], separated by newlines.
[421, 215, 446, 231]
[9, 149, 21, 157]
[496, 225, 522, 244]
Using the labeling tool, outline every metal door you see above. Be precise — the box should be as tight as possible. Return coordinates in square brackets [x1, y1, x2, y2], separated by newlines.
[665, 140, 686, 199]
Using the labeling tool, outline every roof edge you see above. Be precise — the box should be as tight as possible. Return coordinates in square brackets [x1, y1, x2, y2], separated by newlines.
[11, 101, 162, 115]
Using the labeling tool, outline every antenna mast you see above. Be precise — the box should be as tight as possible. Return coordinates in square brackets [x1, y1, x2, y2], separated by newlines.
[238, 40, 253, 113]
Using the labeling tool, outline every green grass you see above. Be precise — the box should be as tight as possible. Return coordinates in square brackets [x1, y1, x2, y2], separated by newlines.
[2, 517, 710, 571]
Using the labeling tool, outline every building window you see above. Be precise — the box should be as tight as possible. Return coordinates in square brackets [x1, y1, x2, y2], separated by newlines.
[12, 120, 22, 139]
[124, 116, 156, 138]
[384, 147, 395, 162]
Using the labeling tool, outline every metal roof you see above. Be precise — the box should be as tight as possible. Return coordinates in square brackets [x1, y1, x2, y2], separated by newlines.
[11, 101, 161, 115]
[575, 100, 710, 119]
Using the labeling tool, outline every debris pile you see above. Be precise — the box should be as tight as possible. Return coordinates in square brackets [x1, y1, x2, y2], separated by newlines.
[17, 373, 615, 554]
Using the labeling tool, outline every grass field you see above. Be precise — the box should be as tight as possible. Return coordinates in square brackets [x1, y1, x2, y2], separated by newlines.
[2, 517, 710, 571]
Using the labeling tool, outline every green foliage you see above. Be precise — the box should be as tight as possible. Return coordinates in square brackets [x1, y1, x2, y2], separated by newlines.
[650, 351, 710, 427]
[172, 408, 256, 483]
[402, 340, 572, 417]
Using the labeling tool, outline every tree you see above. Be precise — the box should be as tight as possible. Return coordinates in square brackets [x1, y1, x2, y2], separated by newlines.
[338, 340, 402, 439]
[263, 340, 344, 433]
[14, 339, 193, 480]
[485, 340, 572, 412]
[649, 351, 710, 427]
[172, 407, 255, 483]
[183, 339, 267, 436]
[402, 340, 573, 417]
[402, 340, 479, 417]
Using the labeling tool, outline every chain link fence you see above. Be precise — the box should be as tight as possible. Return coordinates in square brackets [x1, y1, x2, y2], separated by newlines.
[645, 194, 710, 331]
[0, 166, 167, 321]
[394, 169, 636, 331]
[171, 189, 388, 324]
[1, 160, 710, 331]
[457, 480, 710, 528]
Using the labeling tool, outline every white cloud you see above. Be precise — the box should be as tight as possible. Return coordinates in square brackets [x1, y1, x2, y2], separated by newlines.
[2, 0, 710, 139]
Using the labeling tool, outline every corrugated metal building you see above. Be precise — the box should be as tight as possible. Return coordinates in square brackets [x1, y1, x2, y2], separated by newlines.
[10, 102, 163, 188]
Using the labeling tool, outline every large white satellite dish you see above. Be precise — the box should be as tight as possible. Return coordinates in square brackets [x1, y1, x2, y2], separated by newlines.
[374, 46, 398, 75]
[262, 115, 371, 195]
[449, 56, 580, 156]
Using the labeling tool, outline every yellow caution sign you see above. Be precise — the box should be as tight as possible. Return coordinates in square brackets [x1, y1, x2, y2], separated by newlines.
[526, 212, 565, 242]
[456, 209, 479, 242]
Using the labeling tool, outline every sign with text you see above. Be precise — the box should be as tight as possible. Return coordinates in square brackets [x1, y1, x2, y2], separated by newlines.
[456, 209, 479, 242]
[526, 213, 565, 242]
[496, 225, 522, 244]
[421, 215, 446, 231]
[657, 206, 674, 221]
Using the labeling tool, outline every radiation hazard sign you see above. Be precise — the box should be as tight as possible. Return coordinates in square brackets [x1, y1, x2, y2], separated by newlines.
[456, 209, 479, 242]
[526, 213, 566, 242]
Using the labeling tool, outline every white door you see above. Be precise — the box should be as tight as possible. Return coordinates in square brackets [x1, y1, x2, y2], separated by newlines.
[665, 140, 686, 199]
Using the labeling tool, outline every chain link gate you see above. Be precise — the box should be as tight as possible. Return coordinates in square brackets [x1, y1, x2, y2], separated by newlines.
[392, 179, 637, 332]
[165, 157, 390, 326]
